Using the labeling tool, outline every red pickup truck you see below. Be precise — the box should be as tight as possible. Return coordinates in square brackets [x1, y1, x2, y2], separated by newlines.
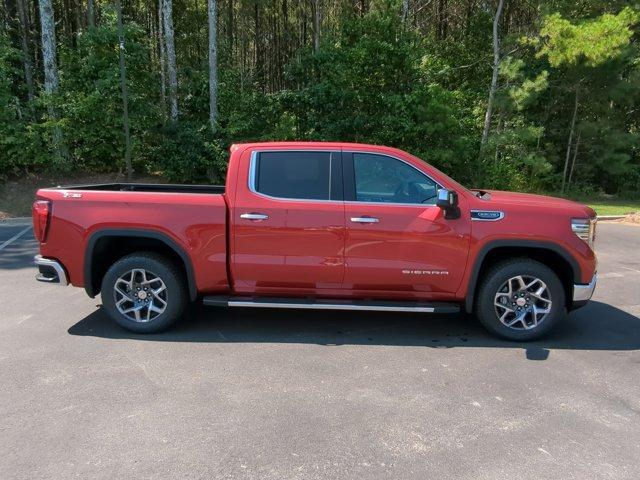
[32, 142, 597, 341]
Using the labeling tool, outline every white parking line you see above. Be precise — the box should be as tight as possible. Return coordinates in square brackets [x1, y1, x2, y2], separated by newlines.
[0, 226, 32, 251]
[620, 266, 640, 274]
[599, 272, 625, 279]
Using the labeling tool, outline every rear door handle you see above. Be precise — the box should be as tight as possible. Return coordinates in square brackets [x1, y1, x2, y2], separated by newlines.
[240, 213, 269, 221]
[350, 216, 379, 224]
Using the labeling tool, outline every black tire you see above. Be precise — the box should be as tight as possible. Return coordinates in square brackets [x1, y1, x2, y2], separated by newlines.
[475, 259, 565, 341]
[101, 252, 188, 333]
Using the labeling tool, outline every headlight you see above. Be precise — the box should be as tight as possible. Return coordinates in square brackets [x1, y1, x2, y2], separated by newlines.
[571, 218, 597, 248]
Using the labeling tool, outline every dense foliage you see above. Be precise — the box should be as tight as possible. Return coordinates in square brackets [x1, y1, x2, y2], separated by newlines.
[1, 0, 639, 197]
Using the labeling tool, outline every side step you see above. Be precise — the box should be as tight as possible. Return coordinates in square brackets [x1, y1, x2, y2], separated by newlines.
[202, 295, 460, 314]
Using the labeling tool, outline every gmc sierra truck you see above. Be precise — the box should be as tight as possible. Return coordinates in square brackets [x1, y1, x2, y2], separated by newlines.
[32, 142, 597, 341]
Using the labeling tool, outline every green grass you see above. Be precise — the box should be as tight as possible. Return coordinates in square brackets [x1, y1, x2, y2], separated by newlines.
[581, 200, 640, 216]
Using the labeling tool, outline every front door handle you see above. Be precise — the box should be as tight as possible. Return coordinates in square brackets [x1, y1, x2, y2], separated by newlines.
[350, 216, 379, 224]
[240, 213, 269, 221]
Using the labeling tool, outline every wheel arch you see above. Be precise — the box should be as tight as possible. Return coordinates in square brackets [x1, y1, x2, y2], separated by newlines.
[464, 240, 581, 313]
[84, 229, 197, 301]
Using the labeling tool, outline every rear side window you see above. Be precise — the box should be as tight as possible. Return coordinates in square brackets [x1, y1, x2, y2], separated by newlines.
[254, 151, 331, 200]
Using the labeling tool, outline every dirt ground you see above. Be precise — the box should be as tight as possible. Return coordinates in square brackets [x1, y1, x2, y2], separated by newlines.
[0, 173, 166, 218]
[614, 213, 640, 225]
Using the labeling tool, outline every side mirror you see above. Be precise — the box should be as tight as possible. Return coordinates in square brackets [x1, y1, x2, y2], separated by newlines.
[436, 189, 460, 220]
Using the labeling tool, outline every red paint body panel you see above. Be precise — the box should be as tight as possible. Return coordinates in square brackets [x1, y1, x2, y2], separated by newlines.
[36, 190, 229, 293]
[343, 203, 470, 296]
[341, 145, 471, 298]
[231, 146, 346, 292]
[34, 141, 598, 306]
[462, 190, 597, 289]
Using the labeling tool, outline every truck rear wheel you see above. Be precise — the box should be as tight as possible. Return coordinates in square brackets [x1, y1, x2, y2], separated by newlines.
[475, 259, 565, 341]
[101, 252, 188, 333]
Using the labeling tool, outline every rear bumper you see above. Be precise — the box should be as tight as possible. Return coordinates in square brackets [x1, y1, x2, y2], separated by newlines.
[34, 255, 68, 286]
[573, 273, 597, 303]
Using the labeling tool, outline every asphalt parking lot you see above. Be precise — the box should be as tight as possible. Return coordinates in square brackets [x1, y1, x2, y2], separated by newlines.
[1, 221, 639, 480]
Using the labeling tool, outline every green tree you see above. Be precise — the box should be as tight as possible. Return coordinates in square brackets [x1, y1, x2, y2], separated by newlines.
[535, 7, 639, 193]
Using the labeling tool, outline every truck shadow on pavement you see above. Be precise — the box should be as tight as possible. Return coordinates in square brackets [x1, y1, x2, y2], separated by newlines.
[0, 235, 37, 270]
[68, 300, 640, 357]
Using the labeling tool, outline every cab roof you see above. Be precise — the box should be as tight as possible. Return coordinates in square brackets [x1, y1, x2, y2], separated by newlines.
[230, 141, 411, 158]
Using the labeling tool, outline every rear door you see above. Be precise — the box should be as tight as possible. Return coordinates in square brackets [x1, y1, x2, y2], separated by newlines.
[342, 151, 469, 298]
[231, 149, 345, 294]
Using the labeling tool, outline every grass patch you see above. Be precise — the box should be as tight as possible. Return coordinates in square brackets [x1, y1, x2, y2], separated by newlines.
[582, 200, 640, 216]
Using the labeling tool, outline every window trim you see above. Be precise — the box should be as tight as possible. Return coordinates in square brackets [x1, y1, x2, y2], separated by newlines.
[344, 151, 443, 208]
[248, 150, 342, 203]
[247, 149, 444, 207]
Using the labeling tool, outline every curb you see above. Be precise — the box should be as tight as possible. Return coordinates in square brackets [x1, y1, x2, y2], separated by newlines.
[0, 217, 32, 226]
[597, 215, 627, 221]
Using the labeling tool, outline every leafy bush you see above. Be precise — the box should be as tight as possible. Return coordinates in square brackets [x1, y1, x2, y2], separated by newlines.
[142, 122, 227, 183]
[0, 33, 36, 178]
[1, 3, 638, 194]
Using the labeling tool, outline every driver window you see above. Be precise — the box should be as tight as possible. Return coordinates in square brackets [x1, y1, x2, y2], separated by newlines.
[353, 153, 438, 205]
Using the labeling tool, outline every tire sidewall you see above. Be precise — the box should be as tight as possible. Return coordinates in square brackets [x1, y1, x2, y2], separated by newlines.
[476, 260, 565, 341]
[101, 254, 186, 333]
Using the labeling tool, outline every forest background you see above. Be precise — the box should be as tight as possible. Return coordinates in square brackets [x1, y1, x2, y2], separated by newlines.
[1, 0, 639, 215]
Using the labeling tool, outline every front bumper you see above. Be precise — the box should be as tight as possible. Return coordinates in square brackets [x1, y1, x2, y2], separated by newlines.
[34, 255, 68, 286]
[573, 273, 597, 302]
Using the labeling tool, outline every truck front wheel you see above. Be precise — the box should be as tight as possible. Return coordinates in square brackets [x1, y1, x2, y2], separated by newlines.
[475, 259, 565, 341]
[101, 252, 188, 333]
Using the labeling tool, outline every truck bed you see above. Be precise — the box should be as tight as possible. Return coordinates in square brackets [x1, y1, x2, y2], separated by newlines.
[53, 183, 225, 194]
[35, 183, 229, 296]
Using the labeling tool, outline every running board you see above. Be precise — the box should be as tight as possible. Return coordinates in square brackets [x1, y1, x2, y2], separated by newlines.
[202, 296, 460, 314]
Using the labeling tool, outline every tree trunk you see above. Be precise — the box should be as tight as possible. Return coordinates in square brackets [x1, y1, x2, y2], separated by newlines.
[162, 0, 178, 121]
[74, 0, 81, 33]
[568, 130, 581, 187]
[493, 115, 503, 164]
[561, 88, 579, 195]
[401, 0, 409, 24]
[39, 0, 59, 93]
[116, 0, 132, 180]
[6, 0, 21, 54]
[17, 0, 35, 101]
[437, 0, 446, 40]
[480, 0, 505, 147]
[194, 0, 203, 65]
[227, 0, 233, 54]
[254, 2, 262, 87]
[148, 2, 157, 65]
[312, 0, 320, 53]
[61, 0, 73, 46]
[208, 0, 218, 131]
[38, 0, 67, 162]
[33, 0, 42, 74]
[157, 0, 167, 113]
[86, 0, 94, 28]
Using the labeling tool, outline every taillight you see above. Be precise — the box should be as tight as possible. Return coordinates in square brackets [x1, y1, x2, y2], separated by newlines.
[32, 200, 51, 242]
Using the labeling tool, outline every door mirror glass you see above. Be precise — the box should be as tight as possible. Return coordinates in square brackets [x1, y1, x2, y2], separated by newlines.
[436, 189, 457, 207]
[436, 189, 460, 219]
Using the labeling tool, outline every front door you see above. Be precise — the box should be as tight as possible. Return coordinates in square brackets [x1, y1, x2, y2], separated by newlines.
[232, 149, 345, 294]
[342, 152, 469, 298]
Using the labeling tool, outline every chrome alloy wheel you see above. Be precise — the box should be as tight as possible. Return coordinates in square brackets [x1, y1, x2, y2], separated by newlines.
[113, 268, 168, 322]
[494, 275, 552, 330]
